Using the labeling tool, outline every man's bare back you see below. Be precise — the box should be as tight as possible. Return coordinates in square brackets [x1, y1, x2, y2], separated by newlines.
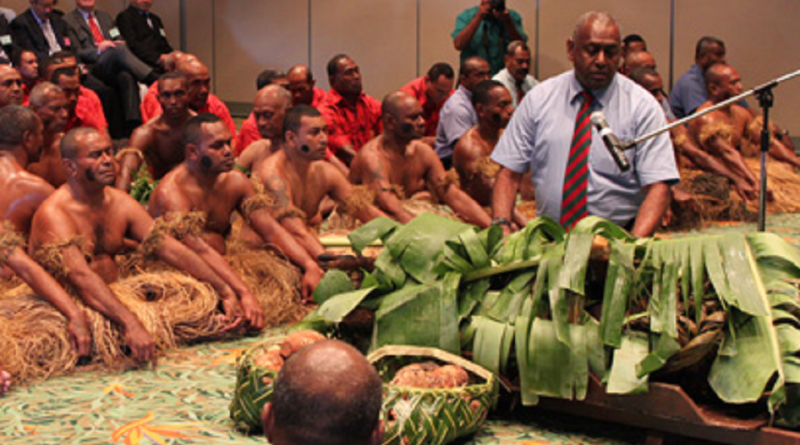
[0, 156, 56, 234]
[27, 133, 67, 187]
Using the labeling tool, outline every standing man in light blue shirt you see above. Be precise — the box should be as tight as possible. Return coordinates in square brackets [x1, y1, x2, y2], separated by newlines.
[434, 56, 490, 169]
[491, 11, 678, 238]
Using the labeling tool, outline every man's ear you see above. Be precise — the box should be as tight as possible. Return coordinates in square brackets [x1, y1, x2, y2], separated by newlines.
[261, 402, 275, 441]
[369, 419, 385, 445]
[186, 142, 199, 160]
[21, 129, 35, 150]
[62, 158, 77, 178]
[567, 38, 576, 63]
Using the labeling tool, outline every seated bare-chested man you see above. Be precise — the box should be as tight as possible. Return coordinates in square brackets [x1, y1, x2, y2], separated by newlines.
[251, 105, 387, 259]
[0, 106, 91, 356]
[628, 66, 758, 200]
[452, 80, 527, 227]
[116, 73, 197, 191]
[148, 113, 325, 305]
[27, 82, 70, 187]
[350, 91, 492, 228]
[30, 127, 242, 366]
[690, 64, 800, 178]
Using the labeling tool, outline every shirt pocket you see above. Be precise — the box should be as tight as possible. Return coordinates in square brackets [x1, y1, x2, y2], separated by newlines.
[589, 128, 636, 182]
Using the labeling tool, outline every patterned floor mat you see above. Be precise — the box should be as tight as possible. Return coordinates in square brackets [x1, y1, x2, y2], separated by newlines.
[4, 214, 800, 445]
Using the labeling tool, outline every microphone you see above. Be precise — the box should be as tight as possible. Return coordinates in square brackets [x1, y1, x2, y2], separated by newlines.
[590, 111, 630, 172]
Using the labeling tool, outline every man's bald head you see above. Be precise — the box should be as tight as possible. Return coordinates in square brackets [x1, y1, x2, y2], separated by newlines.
[287, 65, 317, 106]
[705, 63, 743, 102]
[61, 127, 101, 160]
[254, 84, 293, 140]
[621, 50, 655, 75]
[178, 60, 211, 109]
[166, 51, 198, 73]
[263, 340, 383, 445]
[382, 91, 425, 141]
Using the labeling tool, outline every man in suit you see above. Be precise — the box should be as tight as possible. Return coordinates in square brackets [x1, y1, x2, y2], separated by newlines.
[116, 0, 173, 74]
[10, 0, 73, 63]
[0, 12, 15, 63]
[64, 0, 157, 137]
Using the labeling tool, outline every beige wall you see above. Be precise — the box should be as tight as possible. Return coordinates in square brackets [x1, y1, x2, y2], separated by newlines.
[2, 1, 799, 131]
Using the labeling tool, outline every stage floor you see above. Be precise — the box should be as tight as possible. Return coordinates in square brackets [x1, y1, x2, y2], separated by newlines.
[3, 214, 799, 445]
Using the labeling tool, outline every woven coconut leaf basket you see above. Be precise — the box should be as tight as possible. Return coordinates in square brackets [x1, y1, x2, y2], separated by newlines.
[368, 345, 499, 445]
[229, 336, 284, 433]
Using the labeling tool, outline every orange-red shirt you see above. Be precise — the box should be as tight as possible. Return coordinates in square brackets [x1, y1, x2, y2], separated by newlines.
[21, 80, 40, 107]
[65, 86, 108, 133]
[140, 82, 237, 138]
[400, 76, 451, 137]
[317, 89, 381, 154]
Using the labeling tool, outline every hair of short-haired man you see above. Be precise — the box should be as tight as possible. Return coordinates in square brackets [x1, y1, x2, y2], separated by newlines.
[183, 113, 222, 146]
[695, 36, 725, 60]
[283, 104, 321, 139]
[60, 127, 100, 161]
[39, 50, 76, 79]
[572, 11, 618, 41]
[326, 54, 349, 78]
[623, 34, 646, 47]
[50, 66, 78, 85]
[628, 66, 660, 87]
[288, 64, 314, 83]
[10, 49, 35, 69]
[29, 81, 62, 109]
[505, 40, 530, 57]
[471, 80, 506, 107]
[702, 63, 731, 88]
[0, 105, 40, 147]
[426, 62, 454, 81]
[158, 71, 187, 90]
[256, 69, 287, 91]
[270, 343, 383, 445]
[459, 56, 487, 79]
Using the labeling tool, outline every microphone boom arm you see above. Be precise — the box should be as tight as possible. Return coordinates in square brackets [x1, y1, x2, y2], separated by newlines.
[620, 68, 800, 149]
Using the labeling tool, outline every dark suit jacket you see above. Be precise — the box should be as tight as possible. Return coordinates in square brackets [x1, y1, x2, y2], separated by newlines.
[63, 9, 118, 64]
[10, 9, 73, 62]
[0, 15, 15, 61]
[115, 6, 172, 68]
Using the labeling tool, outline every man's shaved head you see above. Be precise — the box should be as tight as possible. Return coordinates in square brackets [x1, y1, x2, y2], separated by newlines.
[381, 90, 412, 119]
[254, 84, 293, 140]
[704, 63, 733, 87]
[263, 340, 383, 445]
[29, 81, 62, 109]
[382, 91, 425, 141]
[622, 50, 655, 75]
[61, 127, 101, 160]
[572, 11, 618, 40]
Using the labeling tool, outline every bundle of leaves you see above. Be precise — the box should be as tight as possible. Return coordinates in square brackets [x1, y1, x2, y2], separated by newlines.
[298, 213, 800, 429]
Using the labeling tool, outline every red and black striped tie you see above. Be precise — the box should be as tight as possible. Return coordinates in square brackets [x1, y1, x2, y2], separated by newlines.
[560, 91, 593, 230]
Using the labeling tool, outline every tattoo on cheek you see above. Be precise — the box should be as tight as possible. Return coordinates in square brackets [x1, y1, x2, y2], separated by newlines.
[84, 168, 95, 181]
[201, 156, 212, 169]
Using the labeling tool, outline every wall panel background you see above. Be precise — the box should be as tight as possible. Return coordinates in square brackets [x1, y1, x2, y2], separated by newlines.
[2, 1, 799, 132]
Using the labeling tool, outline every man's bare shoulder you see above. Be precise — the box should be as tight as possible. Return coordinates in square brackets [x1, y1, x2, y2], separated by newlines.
[411, 139, 440, 163]
[731, 104, 754, 121]
[129, 122, 158, 148]
[6, 169, 56, 196]
[453, 127, 481, 158]
[238, 139, 273, 170]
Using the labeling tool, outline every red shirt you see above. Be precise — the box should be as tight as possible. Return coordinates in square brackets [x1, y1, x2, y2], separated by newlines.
[140, 82, 237, 138]
[308, 87, 327, 108]
[65, 86, 108, 133]
[318, 89, 381, 154]
[21, 80, 40, 107]
[400, 76, 451, 137]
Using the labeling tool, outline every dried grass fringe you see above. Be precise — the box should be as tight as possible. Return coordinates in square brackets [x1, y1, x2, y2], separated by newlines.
[32, 237, 91, 280]
[697, 121, 733, 147]
[0, 224, 25, 264]
[475, 156, 500, 180]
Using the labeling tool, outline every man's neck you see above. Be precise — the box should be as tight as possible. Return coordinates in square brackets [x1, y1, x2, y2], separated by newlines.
[78, 6, 94, 14]
[185, 162, 219, 189]
[268, 137, 284, 154]
[163, 111, 191, 128]
[67, 180, 106, 206]
[335, 88, 360, 105]
[0, 148, 26, 169]
[284, 146, 312, 175]
[477, 123, 501, 146]
[382, 133, 411, 155]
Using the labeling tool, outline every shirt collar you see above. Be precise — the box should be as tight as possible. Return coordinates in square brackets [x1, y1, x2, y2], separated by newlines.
[79, 9, 94, 21]
[567, 70, 617, 109]
[457, 84, 472, 99]
[31, 8, 47, 24]
[328, 88, 365, 106]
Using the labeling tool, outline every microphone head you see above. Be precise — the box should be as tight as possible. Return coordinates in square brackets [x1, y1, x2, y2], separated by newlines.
[590, 111, 606, 127]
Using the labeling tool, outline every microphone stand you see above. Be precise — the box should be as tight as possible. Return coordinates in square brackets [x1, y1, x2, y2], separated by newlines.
[620, 68, 800, 232]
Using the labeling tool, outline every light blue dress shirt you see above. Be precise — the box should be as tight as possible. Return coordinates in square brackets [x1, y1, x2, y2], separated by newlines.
[434, 85, 477, 160]
[492, 70, 679, 226]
